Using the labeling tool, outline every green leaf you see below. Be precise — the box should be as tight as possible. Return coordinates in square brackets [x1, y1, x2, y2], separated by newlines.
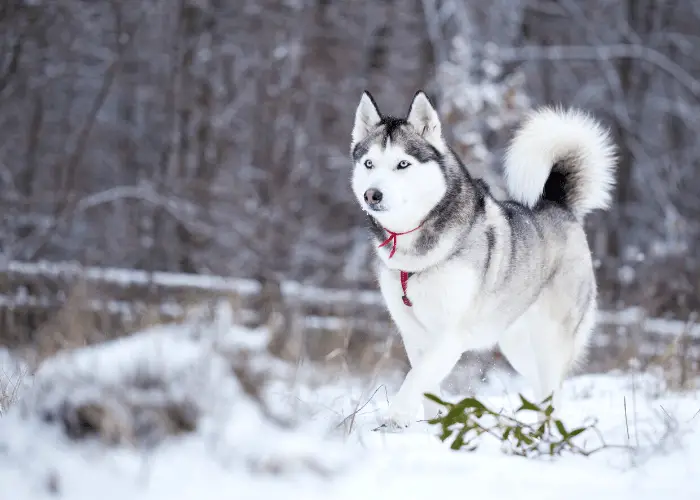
[568, 427, 587, 439]
[535, 422, 546, 438]
[427, 391, 599, 458]
[513, 426, 524, 446]
[555, 420, 568, 438]
[424, 393, 449, 407]
[453, 397, 488, 412]
[451, 426, 470, 450]
[439, 428, 453, 442]
[442, 406, 469, 425]
[516, 395, 541, 413]
[502, 427, 512, 441]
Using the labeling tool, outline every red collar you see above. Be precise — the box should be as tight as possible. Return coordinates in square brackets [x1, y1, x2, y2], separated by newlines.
[399, 271, 414, 306]
[377, 224, 423, 259]
[377, 224, 422, 307]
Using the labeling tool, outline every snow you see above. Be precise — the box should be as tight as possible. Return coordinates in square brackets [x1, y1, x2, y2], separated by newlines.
[1, 306, 699, 499]
[4, 260, 263, 297]
[599, 307, 700, 339]
[2, 260, 383, 306]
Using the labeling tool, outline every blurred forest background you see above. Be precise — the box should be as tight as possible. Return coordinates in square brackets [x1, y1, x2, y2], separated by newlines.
[1, 0, 699, 339]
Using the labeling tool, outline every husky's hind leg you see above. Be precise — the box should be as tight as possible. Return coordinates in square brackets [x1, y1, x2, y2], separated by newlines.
[499, 307, 574, 415]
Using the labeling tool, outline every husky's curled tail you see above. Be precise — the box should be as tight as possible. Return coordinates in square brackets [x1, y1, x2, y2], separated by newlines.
[504, 107, 617, 221]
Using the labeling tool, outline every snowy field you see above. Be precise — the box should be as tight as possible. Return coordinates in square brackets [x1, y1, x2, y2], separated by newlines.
[1, 304, 698, 500]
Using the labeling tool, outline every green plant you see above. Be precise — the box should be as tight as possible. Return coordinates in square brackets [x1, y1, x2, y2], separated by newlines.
[425, 393, 613, 457]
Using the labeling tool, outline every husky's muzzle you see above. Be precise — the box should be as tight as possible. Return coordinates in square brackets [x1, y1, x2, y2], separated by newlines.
[364, 188, 385, 212]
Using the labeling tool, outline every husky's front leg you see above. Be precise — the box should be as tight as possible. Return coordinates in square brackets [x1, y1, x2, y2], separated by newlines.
[382, 334, 463, 429]
[387, 315, 445, 422]
[378, 269, 444, 425]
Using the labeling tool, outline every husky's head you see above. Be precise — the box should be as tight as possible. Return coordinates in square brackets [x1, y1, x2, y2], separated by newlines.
[350, 91, 448, 232]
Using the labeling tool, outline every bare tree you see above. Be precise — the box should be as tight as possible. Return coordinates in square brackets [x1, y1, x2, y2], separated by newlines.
[1, 0, 698, 318]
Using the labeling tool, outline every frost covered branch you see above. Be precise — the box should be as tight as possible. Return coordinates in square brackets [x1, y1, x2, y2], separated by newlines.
[498, 44, 700, 97]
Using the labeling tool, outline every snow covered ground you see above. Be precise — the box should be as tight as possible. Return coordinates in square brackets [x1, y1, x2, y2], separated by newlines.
[1, 305, 698, 500]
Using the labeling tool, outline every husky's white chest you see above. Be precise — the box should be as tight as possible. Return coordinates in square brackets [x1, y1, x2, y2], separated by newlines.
[390, 261, 481, 332]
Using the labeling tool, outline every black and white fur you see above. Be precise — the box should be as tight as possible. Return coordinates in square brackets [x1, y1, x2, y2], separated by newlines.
[350, 91, 616, 428]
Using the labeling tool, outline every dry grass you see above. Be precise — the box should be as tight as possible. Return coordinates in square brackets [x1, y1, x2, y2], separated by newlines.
[0, 383, 17, 415]
[0, 361, 26, 416]
[648, 313, 699, 392]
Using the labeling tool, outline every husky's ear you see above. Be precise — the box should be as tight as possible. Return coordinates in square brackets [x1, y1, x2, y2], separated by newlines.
[352, 91, 382, 148]
[407, 91, 445, 151]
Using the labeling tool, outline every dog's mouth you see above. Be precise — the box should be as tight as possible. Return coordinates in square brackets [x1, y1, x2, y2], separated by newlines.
[364, 202, 387, 213]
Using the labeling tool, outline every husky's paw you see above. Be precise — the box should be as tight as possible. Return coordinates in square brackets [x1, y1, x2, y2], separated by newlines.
[373, 418, 410, 433]
[373, 406, 415, 432]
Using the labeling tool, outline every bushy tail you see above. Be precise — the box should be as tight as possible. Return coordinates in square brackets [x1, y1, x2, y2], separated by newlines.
[503, 107, 617, 221]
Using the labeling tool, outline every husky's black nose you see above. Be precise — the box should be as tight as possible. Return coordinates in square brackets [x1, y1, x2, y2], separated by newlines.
[364, 188, 383, 207]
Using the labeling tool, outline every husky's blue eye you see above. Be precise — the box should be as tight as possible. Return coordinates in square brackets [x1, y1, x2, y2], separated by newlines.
[397, 160, 411, 169]
[364, 159, 373, 169]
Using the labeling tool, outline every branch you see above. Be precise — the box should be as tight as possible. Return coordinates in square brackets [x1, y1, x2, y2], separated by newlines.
[418, 0, 448, 65]
[74, 183, 217, 237]
[498, 44, 700, 99]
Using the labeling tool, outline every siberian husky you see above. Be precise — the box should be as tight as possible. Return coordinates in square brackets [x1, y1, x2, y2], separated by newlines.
[349, 91, 616, 428]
